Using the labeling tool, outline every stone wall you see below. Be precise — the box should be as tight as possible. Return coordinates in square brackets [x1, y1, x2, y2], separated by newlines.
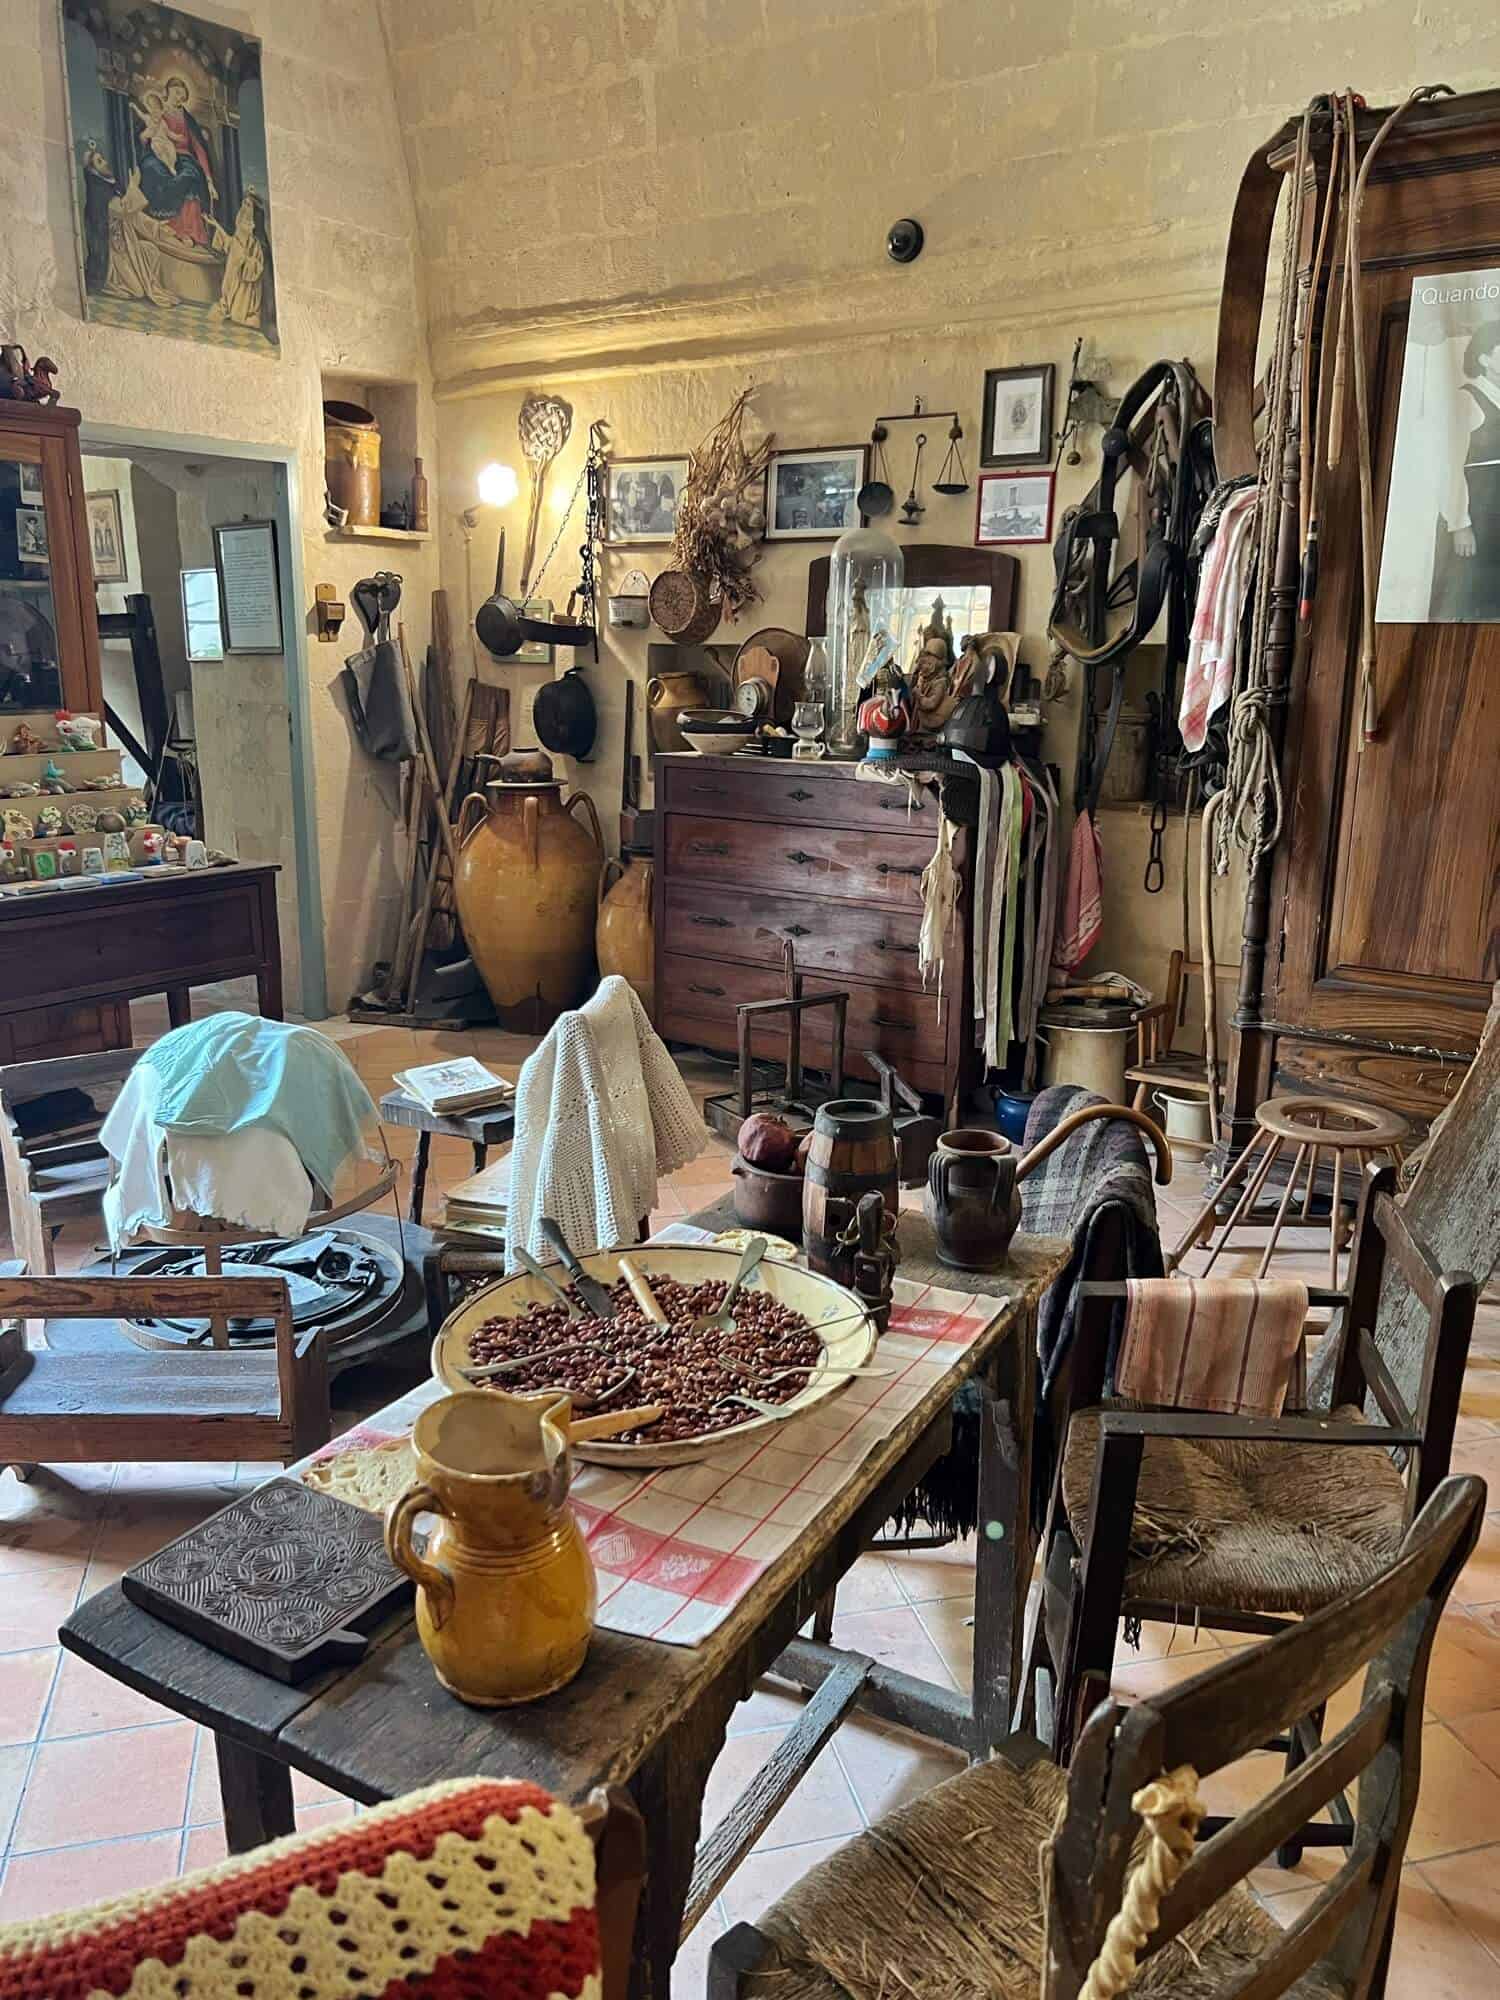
[1, 0, 436, 1013]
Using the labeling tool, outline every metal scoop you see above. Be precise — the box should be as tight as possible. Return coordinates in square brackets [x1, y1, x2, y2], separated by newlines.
[690, 1236, 767, 1337]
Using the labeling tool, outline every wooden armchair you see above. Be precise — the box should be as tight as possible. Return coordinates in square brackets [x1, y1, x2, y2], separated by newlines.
[711, 1474, 1484, 2000]
[0, 1048, 142, 1273]
[1025, 1163, 1476, 1804]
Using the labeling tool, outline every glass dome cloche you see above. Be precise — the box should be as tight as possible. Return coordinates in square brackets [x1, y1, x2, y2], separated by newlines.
[824, 524, 905, 756]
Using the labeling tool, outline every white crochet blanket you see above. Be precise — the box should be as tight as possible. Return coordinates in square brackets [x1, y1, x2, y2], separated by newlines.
[504, 976, 706, 1270]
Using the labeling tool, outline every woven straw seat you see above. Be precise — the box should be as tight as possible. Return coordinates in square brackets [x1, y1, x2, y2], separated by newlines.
[747, 1751, 1341, 2000]
[1061, 1405, 1408, 1615]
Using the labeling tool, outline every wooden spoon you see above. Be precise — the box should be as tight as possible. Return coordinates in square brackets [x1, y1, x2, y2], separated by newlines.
[568, 1402, 665, 1443]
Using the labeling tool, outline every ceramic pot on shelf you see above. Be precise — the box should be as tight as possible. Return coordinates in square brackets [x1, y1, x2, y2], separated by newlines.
[323, 399, 380, 527]
[596, 852, 654, 1016]
[454, 760, 604, 1032]
[385, 1390, 597, 1707]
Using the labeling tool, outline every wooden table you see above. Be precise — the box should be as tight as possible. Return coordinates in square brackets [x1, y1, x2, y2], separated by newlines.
[377, 1087, 515, 1224]
[0, 863, 282, 1061]
[60, 1216, 1065, 2000]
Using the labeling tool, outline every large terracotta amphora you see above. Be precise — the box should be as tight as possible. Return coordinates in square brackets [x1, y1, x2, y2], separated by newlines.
[454, 761, 604, 1032]
[596, 853, 654, 1017]
[385, 1389, 597, 1707]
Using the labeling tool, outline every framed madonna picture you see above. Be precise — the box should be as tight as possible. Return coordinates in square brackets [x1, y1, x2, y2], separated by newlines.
[981, 364, 1054, 468]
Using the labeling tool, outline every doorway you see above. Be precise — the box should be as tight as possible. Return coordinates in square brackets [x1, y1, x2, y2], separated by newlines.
[77, 424, 326, 1019]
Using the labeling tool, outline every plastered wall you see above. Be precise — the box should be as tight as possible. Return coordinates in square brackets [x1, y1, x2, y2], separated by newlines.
[0, 0, 437, 1013]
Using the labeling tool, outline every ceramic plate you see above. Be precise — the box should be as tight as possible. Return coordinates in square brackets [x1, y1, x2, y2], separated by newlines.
[429, 1243, 876, 1466]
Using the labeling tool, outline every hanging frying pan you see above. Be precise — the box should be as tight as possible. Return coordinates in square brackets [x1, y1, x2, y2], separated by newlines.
[475, 527, 524, 658]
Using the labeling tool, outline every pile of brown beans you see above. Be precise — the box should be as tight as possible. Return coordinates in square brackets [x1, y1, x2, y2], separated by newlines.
[465, 1271, 825, 1442]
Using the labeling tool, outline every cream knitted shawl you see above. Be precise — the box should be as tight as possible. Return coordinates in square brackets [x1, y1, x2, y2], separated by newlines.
[504, 975, 706, 1270]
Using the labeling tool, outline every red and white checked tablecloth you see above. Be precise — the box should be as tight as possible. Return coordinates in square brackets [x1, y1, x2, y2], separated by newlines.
[307, 1228, 1006, 1649]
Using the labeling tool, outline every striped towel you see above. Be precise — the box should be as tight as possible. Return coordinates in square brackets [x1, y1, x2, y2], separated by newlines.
[1115, 1276, 1309, 1416]
[1179, 486, 1257, 752]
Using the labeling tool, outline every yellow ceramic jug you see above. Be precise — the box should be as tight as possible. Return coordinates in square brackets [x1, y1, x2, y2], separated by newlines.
[453, 770, 604, 1032]
[596, 853, 654, 1017]
[385, 1390, 597, 1707]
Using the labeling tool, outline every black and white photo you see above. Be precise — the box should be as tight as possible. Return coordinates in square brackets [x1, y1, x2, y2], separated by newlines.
[605, 456, 688, 543]
[981, 363, 1054, 467]
[86, 490, 128, 583]
[975, 470, 1054, 545]
[1378, 266, 1500, 623]
[765, 446, 867, 539]
[15, 506, 49, 565]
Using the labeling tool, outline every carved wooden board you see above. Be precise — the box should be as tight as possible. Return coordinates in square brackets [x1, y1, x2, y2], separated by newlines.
[122, 1478, 411, 1683]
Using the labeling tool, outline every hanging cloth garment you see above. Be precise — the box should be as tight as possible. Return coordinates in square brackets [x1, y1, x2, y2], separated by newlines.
[961, 755, 1000, 1043]
[1179, 485, 1257, 752]
[1052, 809, 1104, 977]
[917, 811, 959, 998]
[990, 764, 1025, 1066]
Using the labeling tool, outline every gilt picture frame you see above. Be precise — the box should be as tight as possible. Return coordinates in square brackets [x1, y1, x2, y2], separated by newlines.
[85, 490, 128, 583]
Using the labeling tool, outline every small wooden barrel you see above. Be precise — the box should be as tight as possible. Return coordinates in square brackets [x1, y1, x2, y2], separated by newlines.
[802, 1098, 898, 1281]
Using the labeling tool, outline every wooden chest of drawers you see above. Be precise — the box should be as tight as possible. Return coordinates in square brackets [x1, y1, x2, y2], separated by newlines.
[653, 754, 973, 1115]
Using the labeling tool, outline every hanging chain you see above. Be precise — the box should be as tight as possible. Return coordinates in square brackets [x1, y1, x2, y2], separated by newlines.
[526, 455, 589, 605]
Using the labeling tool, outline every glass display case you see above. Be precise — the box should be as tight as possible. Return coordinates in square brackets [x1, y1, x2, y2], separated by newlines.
[824, 524, 905, 756]
[0, 404, 103, 721]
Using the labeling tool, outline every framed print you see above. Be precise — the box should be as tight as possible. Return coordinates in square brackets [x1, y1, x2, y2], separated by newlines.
[1377, 266, 1500, 622]
[61, 1, 278, 355]
[976, 471, 1054, 546]
[765, 445, 867, 540]
[18, 461, 43, 501]
[605, 456, 689, 543]
[212, 518, 283, 652]
[86, 489, 128, 582]
[981, 364, 1055, 468]
[15, 506, 50, 565]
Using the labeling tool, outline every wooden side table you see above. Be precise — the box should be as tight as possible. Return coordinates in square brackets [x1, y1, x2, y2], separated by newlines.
[377, 1087, 515, 1224]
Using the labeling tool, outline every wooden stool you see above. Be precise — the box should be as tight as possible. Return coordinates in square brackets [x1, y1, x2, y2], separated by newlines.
[1169, 1094, 1411, 1286]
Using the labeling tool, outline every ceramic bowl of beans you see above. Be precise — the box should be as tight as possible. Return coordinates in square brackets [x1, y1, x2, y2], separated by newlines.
[429, 1245, 876, 1465]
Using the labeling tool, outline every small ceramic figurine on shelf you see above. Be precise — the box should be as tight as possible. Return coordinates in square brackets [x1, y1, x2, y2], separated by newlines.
[184, 839, 208, 869]
[94, 809, 126, 833]
[123, 795, 150, 825]
[80, 844, 105, 875]
[103, 831, 130, 871]
[2, 809, 31, 845]
[81, 773, 119, 791]
[54, 710, 101, 751]
[162, 832, 182, 866]
[39, 760, 68, 794]
[30, 849, 57, 880]
[0, 781, 39, 799]
[57, 842, 79, 876]
[5, 723, 45, 757]
[855, 630, 913, 764]
[139, 831, 163, 865]
[65, 802, 98, 833]
[35, 804, 64, 837]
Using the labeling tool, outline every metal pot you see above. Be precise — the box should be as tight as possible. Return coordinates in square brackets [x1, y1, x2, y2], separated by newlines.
[730, 1155, 805, 1236]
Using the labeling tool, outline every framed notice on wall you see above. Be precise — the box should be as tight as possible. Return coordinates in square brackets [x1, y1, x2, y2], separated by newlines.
[212, 519, 284, 653]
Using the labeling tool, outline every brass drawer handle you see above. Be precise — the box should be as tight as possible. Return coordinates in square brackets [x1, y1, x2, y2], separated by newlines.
[871, 1012, 915, 1032]
[789, 788, 814, 802]
[783, 923, 811, 938]
[688, 840, 730, 856]
[690, 914, 732, 928]
[874, 938, 919, 955]
[875, 862, 924, 879]
[689, 981, 726, 998]
[787, 849, 819, 866]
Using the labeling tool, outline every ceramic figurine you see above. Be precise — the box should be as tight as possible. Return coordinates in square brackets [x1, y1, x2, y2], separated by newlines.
[123, 795, 150, 825]
[80, 844, 105, 875]
[39, 760, 69, 794]
[103, 831, 130, 871]
[30, 848, 57, 880]
[57, 842, 79, 876]
[54, 710, 101, 751]
[0, 842, 17, 882]
[66, 802, 98, 833]
[184, 839, 208, 869]
[162, 832, 182, 866]
[2, 809, 31, 844]
[81, 774, 118, 791]
[94, 809, 126, 833]
[855, 632, 913, 764]
[0, 781, 39, 798]
[6, 723, 44, 757]
[140, 831, 163, 865]
[35, 804, 64, 837]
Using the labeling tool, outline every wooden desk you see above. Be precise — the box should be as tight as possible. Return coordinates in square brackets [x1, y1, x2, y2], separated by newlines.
[61, 1223, 1065, 1999]
[0, 863, 282, 1059]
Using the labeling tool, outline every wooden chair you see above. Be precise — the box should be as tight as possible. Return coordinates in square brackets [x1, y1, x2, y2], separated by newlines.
[0, 1777, 646, 2000]
[0, 1270, 330, 1477]
[1026, 1164, 1476, 1804]
[710, 1474, 1484, 2000]
[1124, 947, 1237, 1129]
[0, 1048, 142, 1273]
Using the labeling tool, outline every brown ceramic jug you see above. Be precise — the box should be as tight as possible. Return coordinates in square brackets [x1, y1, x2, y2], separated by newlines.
[454, 772, 604, 1032]
[645, 669, 712, 753]
[803, 1098, 899, 1282]
[596, 853, 654, 1016]
[385, 1389, 597, 1708]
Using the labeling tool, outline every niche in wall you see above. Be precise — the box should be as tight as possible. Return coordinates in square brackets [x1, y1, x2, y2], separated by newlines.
[322, 372, 426, 542]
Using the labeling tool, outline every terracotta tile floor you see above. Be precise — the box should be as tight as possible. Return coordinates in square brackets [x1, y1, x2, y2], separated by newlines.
[1, 1007, 1498, 1993]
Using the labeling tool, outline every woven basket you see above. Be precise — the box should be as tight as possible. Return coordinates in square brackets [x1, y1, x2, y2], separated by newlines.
[649, 568, 722, 644]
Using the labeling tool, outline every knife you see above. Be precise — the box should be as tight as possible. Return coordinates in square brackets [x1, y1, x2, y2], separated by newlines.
[538, 1216, 618, 1320]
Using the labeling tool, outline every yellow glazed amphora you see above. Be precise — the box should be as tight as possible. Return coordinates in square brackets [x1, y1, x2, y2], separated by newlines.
[384, 1389, 597, 1707]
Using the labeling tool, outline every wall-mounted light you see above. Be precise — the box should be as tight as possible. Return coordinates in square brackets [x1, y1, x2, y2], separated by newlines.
[476, 461, 518, 508]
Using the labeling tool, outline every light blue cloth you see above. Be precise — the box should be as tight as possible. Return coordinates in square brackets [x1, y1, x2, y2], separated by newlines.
[139, 1012, 377, 1197]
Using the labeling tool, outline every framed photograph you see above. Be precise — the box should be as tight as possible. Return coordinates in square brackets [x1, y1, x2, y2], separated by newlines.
[18, 462, 42, 501]
[1377, 266, 1500, 622]
[86, 490, 128, 583]
[605, 456, 689, 543]
[981, 364, 1055, 468]
[60, 0, 278, 355]
[765, 445, 868, 540]
[976, 471, 1055, 546]
[14, 506, 49, 565]
[212, 518, 283, 653]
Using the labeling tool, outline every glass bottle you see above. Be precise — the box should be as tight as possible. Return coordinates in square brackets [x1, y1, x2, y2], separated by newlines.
[825, 526, 904, 756]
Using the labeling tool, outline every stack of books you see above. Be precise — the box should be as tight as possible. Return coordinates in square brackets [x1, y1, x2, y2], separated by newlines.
[439, 1153, 511, 1243]
[392, 1058, 513, 1117]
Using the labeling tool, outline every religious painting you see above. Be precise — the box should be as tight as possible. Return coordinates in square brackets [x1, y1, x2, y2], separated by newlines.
[1378, 266, 1500, 623]
[981, 364, 1054, 468]
[85, 491, 127, 583]
[60, 2, 278, 356]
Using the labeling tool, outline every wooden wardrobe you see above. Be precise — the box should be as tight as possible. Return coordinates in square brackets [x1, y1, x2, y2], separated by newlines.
[1218, 90, 1500, 1152]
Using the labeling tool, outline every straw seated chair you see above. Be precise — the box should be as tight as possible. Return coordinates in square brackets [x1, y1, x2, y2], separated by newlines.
[709, 1474, 1484, 2000]
[1029, 1164, 1476, 1770]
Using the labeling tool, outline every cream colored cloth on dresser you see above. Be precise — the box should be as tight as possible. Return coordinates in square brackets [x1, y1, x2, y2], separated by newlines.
[504, 975, 706, 1270]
